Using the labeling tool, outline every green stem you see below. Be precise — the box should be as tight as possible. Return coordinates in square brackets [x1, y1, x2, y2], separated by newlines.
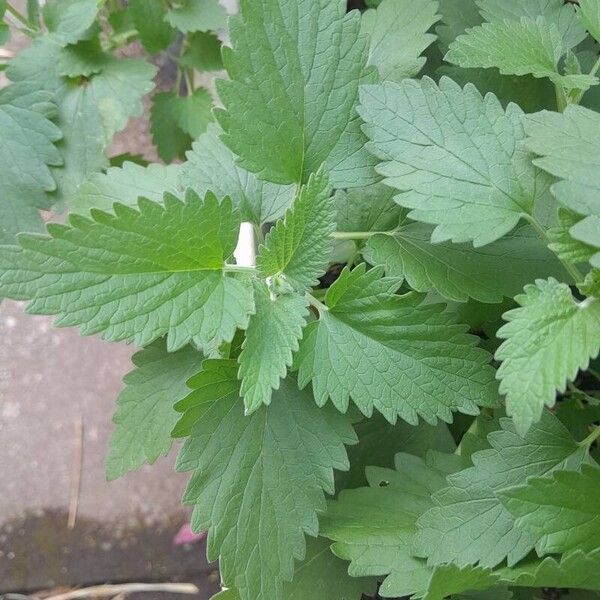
[184, 68, 194, 94]
[306, 292, 328, 314]
[554, 83, 568, 112]
[5, 2, 36, 34]
[175, 66, 183, 96]
[331, 230, 396, 241]
[223, 264, 257, 274]
[522, 213, 583, 284]
[572, 55, 600, 105]
[578, 425, 600, 448]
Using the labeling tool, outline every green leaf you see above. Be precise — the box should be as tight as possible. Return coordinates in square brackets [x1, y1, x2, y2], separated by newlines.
[0, 83, 62, 243]
[335, 184, 402, 234]
[106, 341, 202, 481]
[361, 0, 440, 82]
[436, 0, 483, 50]
[340, 415, 456, 489]
[58, 38, 108, 78]
[296, 264, 498, 425]
[422, 564, 501, 600]
[476, 0, 588, 48]
[165, 0, 227, 33]
[414, 411, 588, 568]
[257, 169, 335, 290]
[0, 192, 254, 352]
[150, 91, 193, 163]
[446, 18, 597, 92]
[321, 451, 466, 599]
[496, 549, 600, 590]
[283, 537, 377, 600]
[211, 590, 240, 600]
[499, 464, 600, 555]
[525, 105, 600, 267]
[174, 88, 214, 139]
[129, 0, 176, 54]
[172, 359, 240, 438]
[436, 65, 555, 113]
[364, 224, 565, 303]
[150, 88, 214, 161]
[176, 375, 356, 600]
[56, 58, 157, 202]
[72, 162, 181, 215]
[548, 208, 597, 265]
[180, 125, 295, 227]
[179, 31, 223, 72]
[496, 278, 600, 434]
[42, 0, 100, 45]
[216, 0, 376, 188]
[8, 39, 156, 203]
[359, 77, 551, 247]
[238, 282, 309, 413]
[578, 0, 600, 44]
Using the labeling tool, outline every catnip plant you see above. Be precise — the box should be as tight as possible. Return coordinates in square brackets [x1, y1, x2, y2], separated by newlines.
[2, 0, 600, 598]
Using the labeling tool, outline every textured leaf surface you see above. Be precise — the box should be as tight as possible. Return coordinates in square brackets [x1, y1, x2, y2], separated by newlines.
[0, 192, 254, 352]
[548, 209, 597, 265]
[216, 0, 376, 187]
[578, 0, 600, 44]
[172, 359, 240, 438]
[150, 92, 194, 163]
[499, 464, 600, 554]
[364, 224, 565, 303]
[476, 0, 587, 48]
[322, 452, 465, 599]
[422, 564, 500, 600]
[43, 0, 99, 44]
[180, 125, 295, 226]
[361, 0, 440, 81]
[165, 0, 227, 33]
[496, 279, 600, 434]
[283, 537, 377, 600]
[495, 549, 600, 590]
[177, 375, 356, 600]
[174, 88, 214, 140]
[445, 18, 596, 91]
[238, 282, 309, 413]
[340, 416, 455, 489]
[436, 0, 483, 50]
[0, 83, 62, 243]
[414, 412, 588, 568]
[179, 31, 223, 72]
[296, 265, 498, 425]
[335, 184, 401, 234]
[257, 170, 335, 290]
[525, 106, 600, 267]
[58, 39, 108, 78]
[72, 162, 181, 215]
[359, 77, 550, 246]
[129, 0, 175, 53]
[8, 40, 156, 203]
[106, 341, 202, 480]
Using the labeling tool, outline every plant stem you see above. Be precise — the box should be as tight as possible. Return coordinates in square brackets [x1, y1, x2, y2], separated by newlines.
[44, 583, 199, 600]
[5, 2, 36, 35]
[554, 83, 568, 112]
[579, 425, 600, 448]
[331, 230, 396, 241]
[306, 292, 329, 314]
[522, 213, 583, 284]
[224, 264, 257, 274]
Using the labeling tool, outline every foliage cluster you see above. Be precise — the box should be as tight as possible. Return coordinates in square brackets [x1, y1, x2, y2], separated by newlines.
[2, 0, 600, 598]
